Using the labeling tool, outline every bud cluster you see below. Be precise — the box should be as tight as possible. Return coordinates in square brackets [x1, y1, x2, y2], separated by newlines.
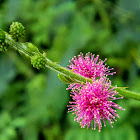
[0, 29, 5, 43]
[67, 53, 124, 131]
[0, 42, 9, 52]
[9, 22, 25, 40]
[0, 29, 8, 51]
[31, 54, 46, 70]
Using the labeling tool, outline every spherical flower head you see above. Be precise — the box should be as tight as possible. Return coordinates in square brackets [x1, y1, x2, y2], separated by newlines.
[0, 42, 9, 52]
[0, 30, 9, 52]
[68, 52, 114, 79]
[0, 29, 5, 44]
[9, 22, 25, 40]
[67, 77, 124, 132]
[31, 54, 46, 70]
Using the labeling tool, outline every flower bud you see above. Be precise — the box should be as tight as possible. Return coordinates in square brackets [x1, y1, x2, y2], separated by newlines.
[0, 42, 9, 52]
[9, 22, 25, 40]
[31, 54, 46, 70]
[0, 30, 8, 51]
[0, 29, 5, 44]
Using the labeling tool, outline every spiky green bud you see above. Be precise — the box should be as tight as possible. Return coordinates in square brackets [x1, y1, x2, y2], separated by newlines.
[9, 22, 25, 40]
[0, 42, 9, 52]
[0, 29, 5, 44]
[0, 30, 8, 52]
[31, 54, 46, 70]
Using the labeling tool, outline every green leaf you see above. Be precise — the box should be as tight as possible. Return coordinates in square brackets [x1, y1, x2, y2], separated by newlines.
[58, 74, 77, 84]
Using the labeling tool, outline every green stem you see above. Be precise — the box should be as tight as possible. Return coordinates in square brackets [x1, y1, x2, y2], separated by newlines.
[5, 33, 34, 57]
[115, 88, 140, 101]
[45, 60, 92, 83]
[3, 30, 140, 101]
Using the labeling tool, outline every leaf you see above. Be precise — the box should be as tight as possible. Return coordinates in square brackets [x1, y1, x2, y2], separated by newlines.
[57, 74, 77, 84]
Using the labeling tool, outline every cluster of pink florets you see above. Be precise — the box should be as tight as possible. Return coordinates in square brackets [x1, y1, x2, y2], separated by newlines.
[68, 52, 115, 78]
[67, 52, 124, 132]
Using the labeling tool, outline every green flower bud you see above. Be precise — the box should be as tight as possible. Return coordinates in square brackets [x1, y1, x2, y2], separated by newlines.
[9, 22, 25, 40]
[0, 42, 9, 52]
[31, 54, 46, 70]
[0, 29, 5, 44]
[0, 30, 8, 52]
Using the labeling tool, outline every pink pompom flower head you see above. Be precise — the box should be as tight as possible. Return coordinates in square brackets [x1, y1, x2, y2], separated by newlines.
[67, 77, 125, 132]
[68, 52, 115, 79]
[67, 53, 124, 131]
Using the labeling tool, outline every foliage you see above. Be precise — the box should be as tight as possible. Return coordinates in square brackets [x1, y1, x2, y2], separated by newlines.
[0, 0, 140, 140]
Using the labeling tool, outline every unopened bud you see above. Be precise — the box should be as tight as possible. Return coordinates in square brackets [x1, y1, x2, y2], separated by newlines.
[9, 22, 25, 40]
[0, 29, 5, 44]
[31, 54, 46, 70]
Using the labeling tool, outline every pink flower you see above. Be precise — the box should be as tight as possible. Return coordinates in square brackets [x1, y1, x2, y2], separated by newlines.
[67, 77, 124, 132]
[68, 52, 114, 79]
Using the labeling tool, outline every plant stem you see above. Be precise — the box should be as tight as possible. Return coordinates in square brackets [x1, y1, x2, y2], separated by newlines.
[45, 60, 92, 83]
[4, 30, 140, 101]
[5, 33, 34, 57]
[115, 88, 140, 101]
[46, 60, 140, 101]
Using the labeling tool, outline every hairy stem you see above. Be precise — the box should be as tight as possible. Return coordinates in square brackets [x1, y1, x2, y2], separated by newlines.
[115, 88, 140, 101]
[45, 60, 92, 83]
[3, 30, 140, 101]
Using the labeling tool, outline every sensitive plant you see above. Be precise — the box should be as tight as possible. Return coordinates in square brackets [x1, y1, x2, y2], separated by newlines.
[67, 77, 124, 131]
[0, 22, 140, 131]
[68, 52, 115, 78]
[67, 53, 124, 131]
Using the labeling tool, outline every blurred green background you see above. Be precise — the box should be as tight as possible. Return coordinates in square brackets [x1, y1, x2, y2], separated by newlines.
[0, 0, 140, 140]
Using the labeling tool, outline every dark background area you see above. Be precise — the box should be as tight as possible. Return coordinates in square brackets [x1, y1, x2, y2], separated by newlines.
[0, 0, 140, 140]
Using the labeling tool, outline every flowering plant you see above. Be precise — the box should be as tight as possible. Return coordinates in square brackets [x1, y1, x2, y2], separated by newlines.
[67, 53, 124, 131]
[0, 22, 140, 131]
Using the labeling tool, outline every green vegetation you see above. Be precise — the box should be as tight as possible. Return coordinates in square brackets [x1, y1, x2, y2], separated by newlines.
[0, 0, 140, 140]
